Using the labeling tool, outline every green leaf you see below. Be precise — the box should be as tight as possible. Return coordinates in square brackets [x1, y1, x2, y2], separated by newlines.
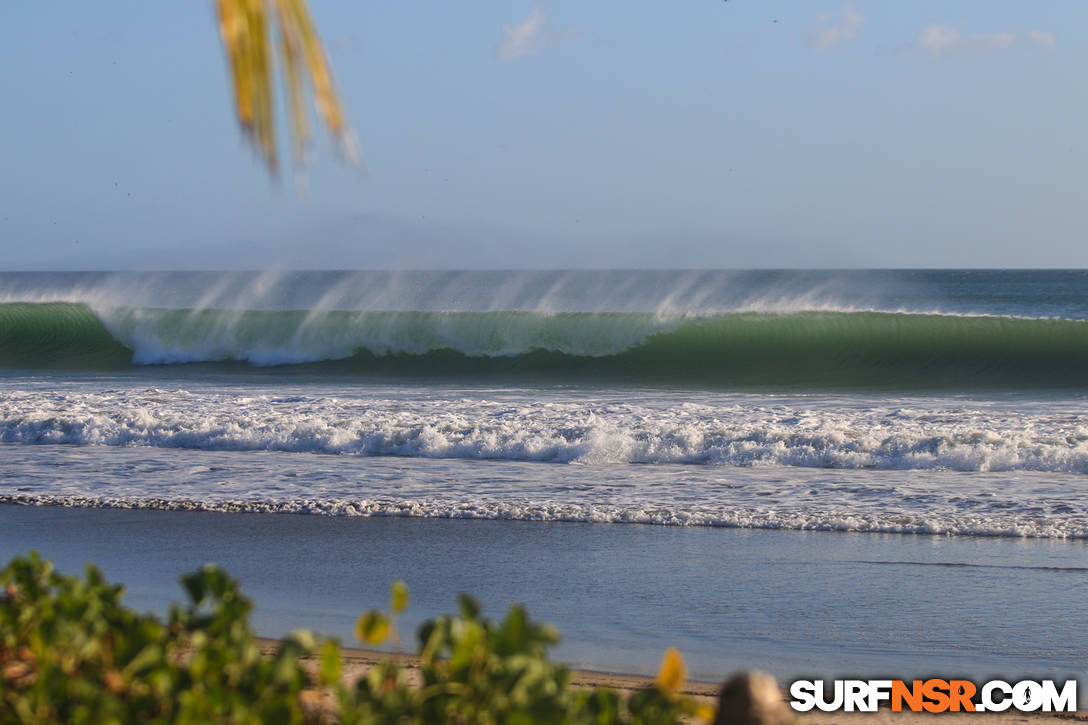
[457, 594, 480, 621]
[320, 639, 342, 685]
[180, 572, 206, 604]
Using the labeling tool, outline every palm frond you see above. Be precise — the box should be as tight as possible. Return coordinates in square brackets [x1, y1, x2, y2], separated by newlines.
[215, 0, 358, 175]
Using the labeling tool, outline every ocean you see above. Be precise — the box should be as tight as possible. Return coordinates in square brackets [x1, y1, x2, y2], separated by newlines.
[0, 269, 1085, 683]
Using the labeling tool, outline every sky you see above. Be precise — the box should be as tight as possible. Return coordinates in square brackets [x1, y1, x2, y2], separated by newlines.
[1, 1, 1086, 269]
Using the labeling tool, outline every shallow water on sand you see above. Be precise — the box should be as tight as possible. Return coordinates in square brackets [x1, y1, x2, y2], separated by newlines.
[1, 506, 1084, 685]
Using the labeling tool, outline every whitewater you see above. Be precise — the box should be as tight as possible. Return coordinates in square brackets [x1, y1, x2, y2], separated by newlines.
[2, 270, 1087, 539]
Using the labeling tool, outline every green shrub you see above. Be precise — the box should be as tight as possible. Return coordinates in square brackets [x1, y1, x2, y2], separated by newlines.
[0, 552, 709, 724]
[0, 552, 317, 723]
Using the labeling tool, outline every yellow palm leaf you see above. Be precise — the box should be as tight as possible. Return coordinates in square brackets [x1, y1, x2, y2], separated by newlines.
[215, 0, 358, 175]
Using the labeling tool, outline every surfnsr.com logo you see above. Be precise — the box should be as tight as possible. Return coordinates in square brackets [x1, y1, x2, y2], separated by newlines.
[789, 679, 1077, 713]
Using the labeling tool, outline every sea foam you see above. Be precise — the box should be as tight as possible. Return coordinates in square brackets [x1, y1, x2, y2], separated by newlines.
[4, 386, 1088, 472]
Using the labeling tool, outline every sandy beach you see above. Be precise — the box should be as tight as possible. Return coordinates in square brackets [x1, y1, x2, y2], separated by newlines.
[255, 638, 1086, 723]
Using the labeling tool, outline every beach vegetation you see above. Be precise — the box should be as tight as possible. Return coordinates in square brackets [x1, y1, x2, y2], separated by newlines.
[0, 552, 711, 724]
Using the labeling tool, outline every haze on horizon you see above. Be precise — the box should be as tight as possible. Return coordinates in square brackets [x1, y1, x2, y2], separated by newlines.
[1, 1, 1085, 270]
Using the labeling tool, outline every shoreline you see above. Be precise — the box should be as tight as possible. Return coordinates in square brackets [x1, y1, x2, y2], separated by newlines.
[254, 637, 725, 697]
[255, 638, 1086, 723]
[3, 490, 1087, 543]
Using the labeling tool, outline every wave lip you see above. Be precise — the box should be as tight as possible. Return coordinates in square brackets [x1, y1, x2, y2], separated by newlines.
[3, 302, 1088, 388]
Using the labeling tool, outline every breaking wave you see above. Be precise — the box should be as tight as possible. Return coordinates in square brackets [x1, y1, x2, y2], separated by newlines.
[4, 302, 1088, 388]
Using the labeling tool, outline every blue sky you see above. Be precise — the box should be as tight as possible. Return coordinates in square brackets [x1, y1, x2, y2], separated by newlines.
[1, 1, 1085, 269]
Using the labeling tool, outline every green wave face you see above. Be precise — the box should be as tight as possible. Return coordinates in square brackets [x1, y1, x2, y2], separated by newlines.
[0, 303, 133, 369]
[3, 302, 1088, 388]
[625, 311, 1088, 387]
